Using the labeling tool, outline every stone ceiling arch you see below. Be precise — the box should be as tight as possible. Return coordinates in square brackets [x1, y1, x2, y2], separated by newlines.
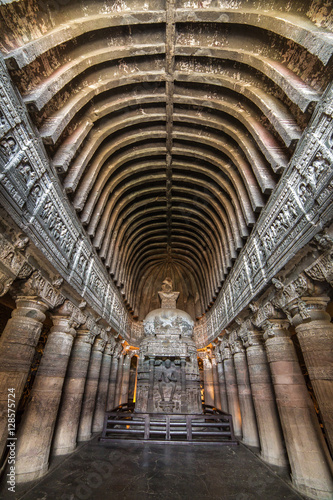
[0, 0, 332, 320]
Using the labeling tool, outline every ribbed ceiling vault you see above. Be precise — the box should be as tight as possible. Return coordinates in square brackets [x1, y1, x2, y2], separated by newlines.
[1, 0, 332, 320]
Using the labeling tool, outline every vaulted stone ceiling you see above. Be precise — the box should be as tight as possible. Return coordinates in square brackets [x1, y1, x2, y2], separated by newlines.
[0, 0, 332, 320]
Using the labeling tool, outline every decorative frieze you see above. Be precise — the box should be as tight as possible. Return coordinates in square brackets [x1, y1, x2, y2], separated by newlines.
[194, 83, 333, 347]
[0, 54, 131, 342]
[305, 232, 333, 287]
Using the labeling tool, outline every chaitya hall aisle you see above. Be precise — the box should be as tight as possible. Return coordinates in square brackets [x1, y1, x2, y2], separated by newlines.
[0, 437, 304, 500]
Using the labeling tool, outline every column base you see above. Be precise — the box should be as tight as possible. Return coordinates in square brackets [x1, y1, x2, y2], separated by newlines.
[77, 433, 92, 442]
[260, 453, 288, 469]
[92, 425, 103, 433]
[52, 444, 77, 456]
[293, 477, 333, 500]
[241, 438, 260, 448]
[15, 463, 49, 484]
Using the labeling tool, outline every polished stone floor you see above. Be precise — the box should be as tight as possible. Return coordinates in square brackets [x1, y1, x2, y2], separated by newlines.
[0, 437, 305, 500]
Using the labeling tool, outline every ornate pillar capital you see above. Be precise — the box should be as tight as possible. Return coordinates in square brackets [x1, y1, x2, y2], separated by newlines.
[239, 328, 262, 348]
[210, 354, 217, 367]
[93, 336, 107, 353]
[104, 339, 115, 356]
[214, 350, 222, 364]
[288, 296, 331, 326]
[270, 273, 315, 317]
[0, 232, 33, 296]
[229, 339, 244, 355]
[53, 300, 87, 327]
[202, 353, 212, 368]
[104, 335, 116, 355]
[220, 346, 232, 361]
[251, 301, 281, 328]
[261, 318, 291, 341]
[77, 315, 99, 344]
[113, 342, 123, 358]
[11, 270, 65, 309]
[127, 348, 139, 358]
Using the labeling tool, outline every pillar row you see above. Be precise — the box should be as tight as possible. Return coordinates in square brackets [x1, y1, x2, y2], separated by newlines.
[202, 353, 215, 407]
[290, 296, 333, 456]
[92, 340, 114, 432]
[222, 346, 242, 438]
[240, 327, 288, 467]
[230, 339, 260, 448]
[15, 310, 77, 482]
[77, 336, 106, 442]
[0, 297, 48, 459]
[52, 326, 96, 456]
[215, 350, 228, 412]
[114, 353, 124, 408]
[263, 319, 333, 500]
[211, 355, 221, 409]
[107, 353, 119, 410]
[120, 353, 132, 406]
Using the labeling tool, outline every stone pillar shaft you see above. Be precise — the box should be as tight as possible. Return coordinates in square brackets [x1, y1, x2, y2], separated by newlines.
[120, 354, 131, 405]
[223, 350, 242, 438]
[242, 330, 287, 467]
[52, 329, 94, 455]
[107, 356, 118, 410]
[202, 356, 215, 407]
[216, 358, 228, 412]
[92, 343, 113, 432]
[114, 354, 124, 408]
[15, 315, 76, 482]
[211, 357, 221, 409]
[0, 297, 48, 459]
[231, 342, 259, 447]
[264, 320, 333, 500]
[77, 337, 105, 441]
[291, 297, 333, 455]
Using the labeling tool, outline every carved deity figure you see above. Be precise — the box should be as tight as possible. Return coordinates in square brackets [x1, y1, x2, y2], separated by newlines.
[161, 277, 173, 292]
[158, 359, 177, 402]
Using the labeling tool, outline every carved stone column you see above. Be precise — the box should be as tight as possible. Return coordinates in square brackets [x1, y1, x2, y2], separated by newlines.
[211, 354, 221, 409]
[290, 296, 333, 455]
[215, 349, 228, 412]
[52, 318, 97, 455]
[114, 352, 125, 409]
[15, 300, 85, 482]
[230, 338, 259, 447]
[0, 297, 48, 459]
[77, 335, 107, 441]
[202, 352, 215, 407]
[120, 352, 132, 405]
[221, 345, 242, 438]
[263, 318, 333, 500]
[0, 271, 64, 459]
[180, 356, 187, 413]
[239, 325, 287, 467]
[107, 344, 122, 410]
[92, 338, 115, 432]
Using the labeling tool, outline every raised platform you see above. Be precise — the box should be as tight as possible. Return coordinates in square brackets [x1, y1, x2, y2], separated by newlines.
[100, 404, 238, 445]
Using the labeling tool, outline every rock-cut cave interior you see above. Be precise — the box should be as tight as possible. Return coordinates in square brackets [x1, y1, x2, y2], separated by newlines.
[0, 0, 332, 499]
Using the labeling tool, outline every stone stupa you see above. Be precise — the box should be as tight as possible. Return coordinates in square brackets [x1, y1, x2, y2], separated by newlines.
[135, 279, 202, 414]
